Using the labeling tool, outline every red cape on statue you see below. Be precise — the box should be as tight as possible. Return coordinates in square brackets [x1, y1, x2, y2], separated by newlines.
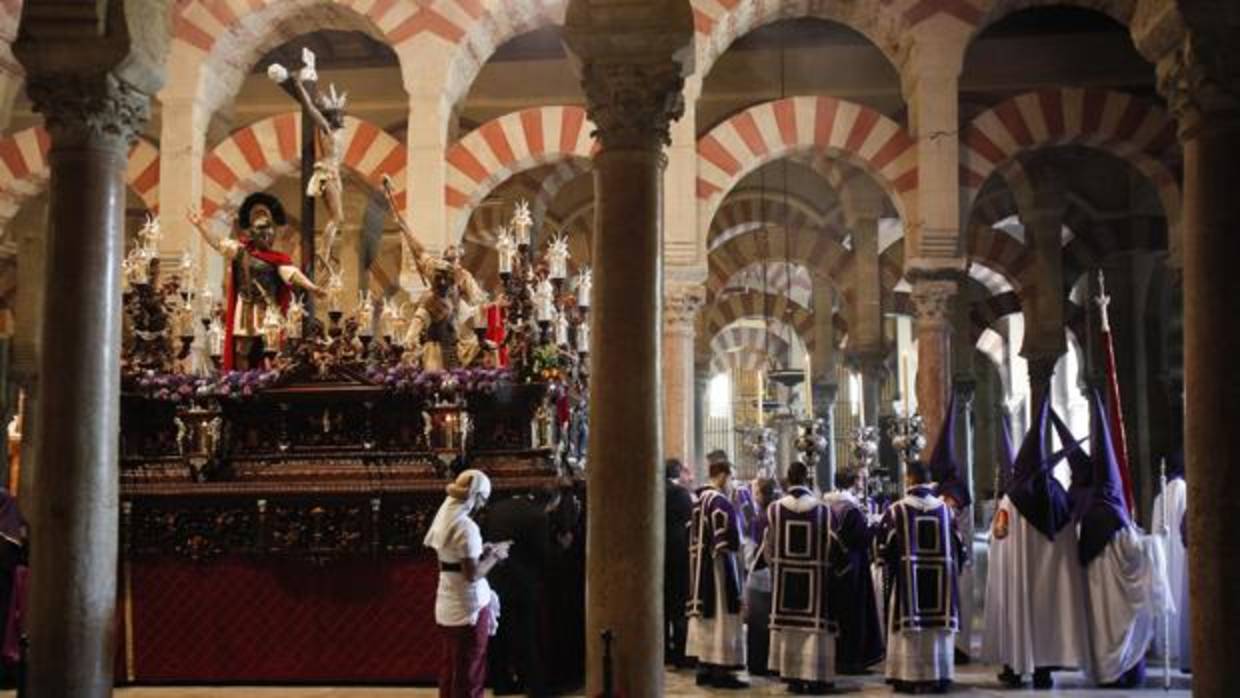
[222, 239, 295, 371]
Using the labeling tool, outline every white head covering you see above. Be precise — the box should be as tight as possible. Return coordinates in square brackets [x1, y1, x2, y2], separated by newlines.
[423, 469, 492, 553]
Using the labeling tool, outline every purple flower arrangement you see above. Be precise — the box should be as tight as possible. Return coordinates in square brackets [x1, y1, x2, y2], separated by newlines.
[127, 368, 284, 401]
[364, 366, 512, 400]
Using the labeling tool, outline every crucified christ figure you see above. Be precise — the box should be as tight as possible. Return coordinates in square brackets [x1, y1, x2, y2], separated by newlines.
[267, 48, 346, 265]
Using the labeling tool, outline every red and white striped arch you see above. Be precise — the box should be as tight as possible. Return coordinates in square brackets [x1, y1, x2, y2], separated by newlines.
[960, 88, 1181, 232]
[200, 113, 406, 229]
[708, 323, 794, 376]
[697, 96, 917, 239]
[723, 263, 815, 309]
[531, 159, 591, 230]
[708, 224, 851, 298]
[691, 0, 907, 82]
[0, 126, 161, 232]
[707, 190, 832, 250]
[444, 105, 596, 242]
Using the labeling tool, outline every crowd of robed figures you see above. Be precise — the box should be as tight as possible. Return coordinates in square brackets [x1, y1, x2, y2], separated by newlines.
[664, 387, 1189, 694]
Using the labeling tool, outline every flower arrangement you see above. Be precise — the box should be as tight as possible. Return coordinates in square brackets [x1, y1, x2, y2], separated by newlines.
[364, 366, 512, 401]
[125, 368, 284, 401]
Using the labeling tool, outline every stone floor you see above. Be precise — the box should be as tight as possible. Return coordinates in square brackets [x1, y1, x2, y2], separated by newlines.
[0, 664, 1192, 696]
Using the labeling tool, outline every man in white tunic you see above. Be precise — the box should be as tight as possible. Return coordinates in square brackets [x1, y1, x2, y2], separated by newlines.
[1078, 391, 1171, 688]
[1151, 450, 1189, 672]
[686, 460, 748, 689]
[765, 461, 838, 693]
[879, 459, 961, 694]
[982, 395, 1090, 690]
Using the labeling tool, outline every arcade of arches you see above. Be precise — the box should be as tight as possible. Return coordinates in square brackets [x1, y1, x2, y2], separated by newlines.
[0, 0, 1237, 696]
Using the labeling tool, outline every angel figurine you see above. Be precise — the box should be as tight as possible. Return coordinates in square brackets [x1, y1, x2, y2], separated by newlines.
[268, 48, 347, 261]
[576, 267, 592, 309]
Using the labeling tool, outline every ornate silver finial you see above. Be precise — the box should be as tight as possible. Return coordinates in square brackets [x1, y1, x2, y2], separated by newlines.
[1094, 270, 1112, 333]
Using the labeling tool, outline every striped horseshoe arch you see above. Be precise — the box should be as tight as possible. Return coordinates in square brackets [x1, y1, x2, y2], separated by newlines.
[444, 106, 596, 242]
[0, 126, 161, 235]
[697, 96, 917, 240]
[960, 88, 1181, 234]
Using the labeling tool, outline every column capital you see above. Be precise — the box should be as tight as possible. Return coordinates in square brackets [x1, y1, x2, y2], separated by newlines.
[577, 60, 687, 151]
[663, 282, 706, 331]
[1156, 34, 1240, 137]
[24, 71, 150, 149]
[910, 278, 957, 330]
[563, 2, 693, 152]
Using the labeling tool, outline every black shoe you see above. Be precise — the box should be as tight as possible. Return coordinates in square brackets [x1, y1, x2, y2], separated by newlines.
[892, 680, 914, 694]
[711, 674, 751, 689]
[933, 680, 951, 694]
[1033, 668, 1053, 690]
[786, 681, 806, 694]
[695, 671, 711, 686]
[807, 681, 835, 694]
[998, 665, 1024, 688]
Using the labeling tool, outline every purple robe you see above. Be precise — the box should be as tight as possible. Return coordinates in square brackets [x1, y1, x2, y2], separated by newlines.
[688, 488, 743, 619]
[766, 487, 835, 633]
[879, 486, 961, 633]
[826, 491, 885, 671]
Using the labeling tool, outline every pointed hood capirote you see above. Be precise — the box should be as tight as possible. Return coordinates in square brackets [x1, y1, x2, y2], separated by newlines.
[1006, 392, 1072, 541]
[1078, 390, 1133, 566]
[1048, 408, 1092, 523]
[930, 390, 971, 507]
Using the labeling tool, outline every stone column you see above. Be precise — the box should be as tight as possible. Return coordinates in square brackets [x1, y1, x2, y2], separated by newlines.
[1026, 353, 1059, 415]
[15, 3, 163, 693]
[693, 363, 710, 479]
[663, 282, 705, 468]
[910, 278, 957, 456]
[156, 96, 207, 259]
[1153, 36, 1240, 695]
[1018, 160, 1067, 410]
[902, 31, 968, 451]
[20, 76, 151, 697]
[565, 3, 692, 692]
[850, 351, 888, 428]
[811, 279, 838, 488]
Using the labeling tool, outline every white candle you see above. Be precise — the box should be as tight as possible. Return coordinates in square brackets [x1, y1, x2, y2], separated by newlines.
[554, 311, 569, 346]
[577, 321, 590, 353]
[547, 235, 569, 280]
[577, 268, 592, 308]
[497, 229, 516, 275]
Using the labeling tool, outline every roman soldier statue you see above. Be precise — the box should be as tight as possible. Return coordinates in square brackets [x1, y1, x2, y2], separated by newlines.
[188, 193, 323, 369]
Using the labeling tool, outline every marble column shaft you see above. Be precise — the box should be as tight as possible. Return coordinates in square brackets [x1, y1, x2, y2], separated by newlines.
[568, 44, 689, 693]
[22, 73, 149, 698]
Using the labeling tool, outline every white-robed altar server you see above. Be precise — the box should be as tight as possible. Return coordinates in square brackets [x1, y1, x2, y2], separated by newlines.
[687, 459, 749, 689]
[1151, 450, 1189, 672]
[982, 394, 1090, 690]
[765, 461, 838, 693]
[879, 459, 961, 694]
[1078, 391, 1173, 688]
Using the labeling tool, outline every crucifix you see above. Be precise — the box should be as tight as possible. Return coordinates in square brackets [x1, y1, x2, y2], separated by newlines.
[266, 47, 348, 324]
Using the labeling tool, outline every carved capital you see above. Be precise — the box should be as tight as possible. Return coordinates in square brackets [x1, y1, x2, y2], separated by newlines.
[910, 279, 957, 330]
[25, 71, 150, 149]
[580, 61, 685, 150]
[1156, 34, 1240, 136]
[663, 282, 706, 330]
